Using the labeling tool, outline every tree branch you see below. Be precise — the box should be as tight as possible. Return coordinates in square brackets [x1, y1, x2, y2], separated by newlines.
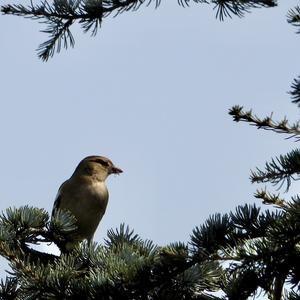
[1, 0, 277, 60]
[229, 105, 300, 140]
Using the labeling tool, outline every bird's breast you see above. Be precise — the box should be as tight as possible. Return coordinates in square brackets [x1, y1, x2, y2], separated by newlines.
[82, 181, 109, 210]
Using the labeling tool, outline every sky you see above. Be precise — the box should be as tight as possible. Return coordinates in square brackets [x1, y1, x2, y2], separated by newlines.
[0, 0, 300, 297]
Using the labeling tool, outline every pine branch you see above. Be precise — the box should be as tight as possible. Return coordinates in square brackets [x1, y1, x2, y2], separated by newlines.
[287, 6, 300, 34]
[94, 225, 224, 299]
[1, 0, 277, 60]
[0, 277, 18, 300]
[289, 76, 300, 107]
[209, 0, 277, 21]
[285, 291, 300, 300]
[229, 105, 300, 140]
[0, 206, 75, 267]
[0, 203, 298, 298]
[271, 274, 286, 300]
[190, 205, 277, 263]
[104, 225, 223, 299]
[191, 203, 298, 299]
[190, 213, 234, 257]
[254, 189, 287, 208]
[250, 149, 300, 191]
[37, 19, 75, 61]
[224, 267, 260, 300]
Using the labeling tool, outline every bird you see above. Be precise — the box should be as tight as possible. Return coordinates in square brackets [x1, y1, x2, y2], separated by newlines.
[51, 155, 122, 252]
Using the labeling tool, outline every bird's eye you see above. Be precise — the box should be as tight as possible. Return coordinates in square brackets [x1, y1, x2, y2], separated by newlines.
[95, 159, 109, 167]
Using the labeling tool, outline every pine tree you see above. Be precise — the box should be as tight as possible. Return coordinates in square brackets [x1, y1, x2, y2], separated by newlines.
[1, 0, 300, 299]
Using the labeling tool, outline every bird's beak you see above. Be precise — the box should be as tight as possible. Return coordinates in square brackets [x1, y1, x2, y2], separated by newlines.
[110, 166, 123, 175]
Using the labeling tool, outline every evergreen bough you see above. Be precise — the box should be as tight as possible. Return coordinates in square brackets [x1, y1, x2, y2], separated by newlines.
[0, 200, 299, 299]
[1, 0, 277, 61]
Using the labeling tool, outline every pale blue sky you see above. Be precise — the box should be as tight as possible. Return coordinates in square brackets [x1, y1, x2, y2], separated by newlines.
[1, 0, 300, 297]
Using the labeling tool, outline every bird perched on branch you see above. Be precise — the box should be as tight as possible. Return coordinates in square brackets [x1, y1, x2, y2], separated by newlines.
[51, 155, 122, 252]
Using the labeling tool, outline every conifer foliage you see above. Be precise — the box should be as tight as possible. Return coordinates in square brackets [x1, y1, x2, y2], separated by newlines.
[1, 0, 277, 61]
[1, 0, 300, 299]
[0, 201, 299, 299]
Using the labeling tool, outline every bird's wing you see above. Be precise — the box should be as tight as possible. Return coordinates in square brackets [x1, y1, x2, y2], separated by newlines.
[51, 195, 61, 218]
[51, 181, 67, 218]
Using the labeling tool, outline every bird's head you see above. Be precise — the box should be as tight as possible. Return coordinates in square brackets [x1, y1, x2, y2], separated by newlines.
[74, 155, 123, 181]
